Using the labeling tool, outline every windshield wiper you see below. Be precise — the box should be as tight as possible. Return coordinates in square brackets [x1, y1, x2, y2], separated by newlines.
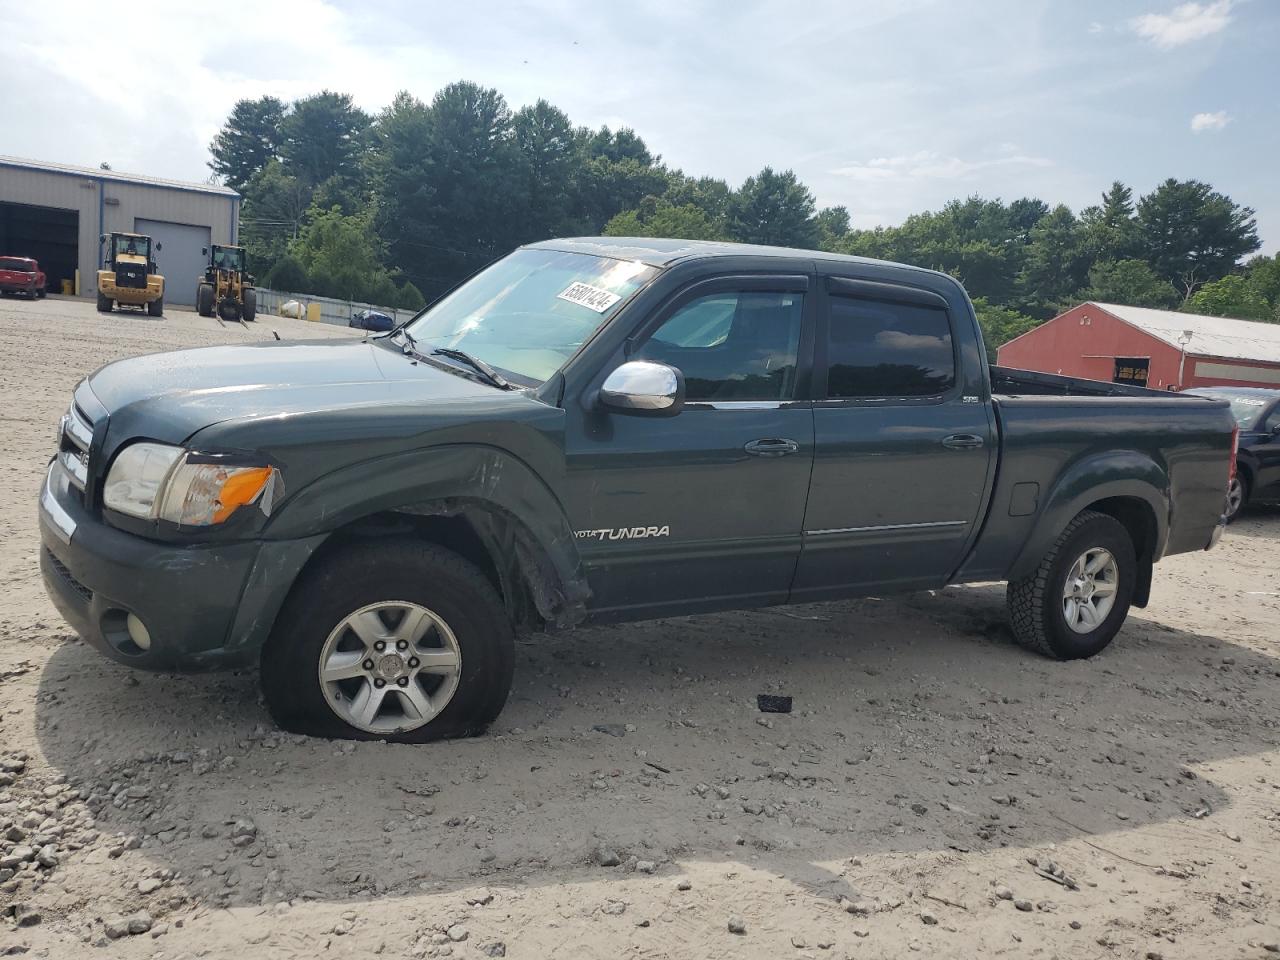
[430, 348, 511, 390]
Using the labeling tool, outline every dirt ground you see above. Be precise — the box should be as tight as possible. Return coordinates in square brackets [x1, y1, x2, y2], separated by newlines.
[1, 295, 1278, 959]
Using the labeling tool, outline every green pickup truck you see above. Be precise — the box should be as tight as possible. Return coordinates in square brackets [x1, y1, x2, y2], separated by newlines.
[39, 238, 1235, 742]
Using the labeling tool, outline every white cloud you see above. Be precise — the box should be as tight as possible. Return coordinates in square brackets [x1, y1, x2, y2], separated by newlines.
[1088, 21, 1105, 34]
[1131, 1, 1232, 49]
[831, 150, 1052, 184]
[1190, 110, 1231, 132]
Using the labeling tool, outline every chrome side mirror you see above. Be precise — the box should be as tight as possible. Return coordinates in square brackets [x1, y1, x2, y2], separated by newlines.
[599, 360, 684, 416]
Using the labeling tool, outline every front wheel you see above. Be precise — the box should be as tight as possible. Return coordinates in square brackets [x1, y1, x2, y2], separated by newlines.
[261, 540, 515, 742]
[243, 288, 257, 322]
[96, 292, 112, 313]
[1007, 510, 1136, 660]
[196, 283, 214, 317]
[147, 296, 163, 317]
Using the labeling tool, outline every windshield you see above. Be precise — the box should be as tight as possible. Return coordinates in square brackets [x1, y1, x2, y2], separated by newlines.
[0, 258, 34, 271]
[213, 247, 245, 271]
[1226, 396, 1271, 428]
[403, 248, 658, 384]
[113, 236, 150, 259]
[1197, 391, 1273, 428]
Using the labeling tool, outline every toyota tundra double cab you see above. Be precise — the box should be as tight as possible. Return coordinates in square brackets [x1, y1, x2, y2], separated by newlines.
[39, 238, 1236, 742]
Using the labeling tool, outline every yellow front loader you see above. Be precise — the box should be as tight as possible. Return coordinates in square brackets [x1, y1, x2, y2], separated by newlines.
[97, 233, 164, 316]
[195, 245, 256, 322]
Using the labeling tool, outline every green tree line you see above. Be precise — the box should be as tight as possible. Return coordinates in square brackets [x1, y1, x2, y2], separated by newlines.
[211, 82, 1276, 349]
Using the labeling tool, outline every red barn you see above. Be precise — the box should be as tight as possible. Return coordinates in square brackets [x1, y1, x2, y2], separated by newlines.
[996, 302, 1280, 390]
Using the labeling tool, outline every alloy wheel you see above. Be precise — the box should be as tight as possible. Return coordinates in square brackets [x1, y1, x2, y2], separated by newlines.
[317, 601, 462, 734]
[1061, 546, 1119, 635]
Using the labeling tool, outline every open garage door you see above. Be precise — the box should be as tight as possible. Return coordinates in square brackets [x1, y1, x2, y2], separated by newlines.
[0, 202, 78, 294]
[135, 219, 211, 306]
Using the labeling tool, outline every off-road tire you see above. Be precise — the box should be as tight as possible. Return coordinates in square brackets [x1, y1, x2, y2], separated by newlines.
[243, 288, 257, 322]
[1007, 510, 1135, 660]
[261, 540, 515, 742]
[147, 296, 163, 318]
[196, 283, 214, 317]
[96, 292, 112, 313]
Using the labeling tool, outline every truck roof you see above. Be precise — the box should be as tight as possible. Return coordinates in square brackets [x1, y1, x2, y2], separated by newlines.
[525, 236, 940, 277]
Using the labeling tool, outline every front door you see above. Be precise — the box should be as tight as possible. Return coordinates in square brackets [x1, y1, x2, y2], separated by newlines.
[1254, 401, 1280, 490]
[564, 276, 816, 618]
[792, 278, 995, 599]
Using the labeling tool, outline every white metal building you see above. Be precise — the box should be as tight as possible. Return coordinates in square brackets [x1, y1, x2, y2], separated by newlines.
[0, 156, 238, 306]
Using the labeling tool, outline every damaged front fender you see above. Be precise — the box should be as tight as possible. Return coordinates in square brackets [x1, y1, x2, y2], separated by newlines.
[262, 444, 590, 628]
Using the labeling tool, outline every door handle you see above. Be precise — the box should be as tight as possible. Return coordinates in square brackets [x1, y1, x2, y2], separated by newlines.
[745, 438, 800, 457]
[941, 434, 984, 450]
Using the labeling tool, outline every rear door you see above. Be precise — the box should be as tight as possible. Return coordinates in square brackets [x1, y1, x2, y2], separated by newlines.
[791, 277, 995, 599]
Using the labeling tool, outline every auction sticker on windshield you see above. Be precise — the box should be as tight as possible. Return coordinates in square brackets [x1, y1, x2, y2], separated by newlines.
[557, 282, 622, 313]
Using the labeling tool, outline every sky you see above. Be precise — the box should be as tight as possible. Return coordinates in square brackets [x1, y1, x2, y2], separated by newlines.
[3, 0, 1277, 253]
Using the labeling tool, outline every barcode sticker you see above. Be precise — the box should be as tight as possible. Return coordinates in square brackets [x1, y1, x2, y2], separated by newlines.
[557, 282, 622, 313]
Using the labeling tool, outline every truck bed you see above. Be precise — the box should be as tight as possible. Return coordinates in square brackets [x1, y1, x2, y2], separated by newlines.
[954, 368, 1235, 584]
[990, 365, 1186, 399]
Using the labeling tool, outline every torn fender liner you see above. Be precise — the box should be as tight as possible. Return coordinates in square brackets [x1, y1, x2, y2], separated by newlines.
[397, 498, 590, 629]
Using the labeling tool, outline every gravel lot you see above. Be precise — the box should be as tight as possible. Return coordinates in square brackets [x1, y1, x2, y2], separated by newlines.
[1, 294, 1279, 959]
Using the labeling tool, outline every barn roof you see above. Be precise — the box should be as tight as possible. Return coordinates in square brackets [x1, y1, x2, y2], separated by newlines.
[1090, 302, 1280, 365]
[0, 155, 238, 198]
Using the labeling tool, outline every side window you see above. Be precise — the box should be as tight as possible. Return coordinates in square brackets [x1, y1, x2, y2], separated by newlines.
[634, 291, 803, 401]
[1265, 405, 1280, 435]
[825, 295, 955, 399]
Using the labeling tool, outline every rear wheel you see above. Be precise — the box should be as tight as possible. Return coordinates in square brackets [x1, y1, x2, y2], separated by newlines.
[243, 288, 257, 322]
[196, 283, 214, 317]
[36, 286, 46, 299]
[1226, 472, 1250, 522]
[1007, 510, 1136, 660]
[96, 292, 112, 313]
[147, 296, 163, 317]
[261, 540, 515, 742]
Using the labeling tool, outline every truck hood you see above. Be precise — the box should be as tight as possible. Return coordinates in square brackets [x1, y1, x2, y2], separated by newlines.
[88, 338, 524, 448]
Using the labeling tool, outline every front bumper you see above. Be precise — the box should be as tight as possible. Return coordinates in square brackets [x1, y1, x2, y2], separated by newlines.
[97, 273, 162, 304]
[38, 461, 320, 672]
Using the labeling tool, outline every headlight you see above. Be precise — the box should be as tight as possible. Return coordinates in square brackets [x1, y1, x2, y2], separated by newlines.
[103, 443, 183, 518]
[104, 443, 281, 526]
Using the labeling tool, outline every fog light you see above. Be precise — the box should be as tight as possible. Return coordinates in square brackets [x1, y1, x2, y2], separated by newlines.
[126, 613, 152, 651]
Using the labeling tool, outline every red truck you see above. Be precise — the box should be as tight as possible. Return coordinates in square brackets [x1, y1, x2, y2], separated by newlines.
[0, 257, 47, 298]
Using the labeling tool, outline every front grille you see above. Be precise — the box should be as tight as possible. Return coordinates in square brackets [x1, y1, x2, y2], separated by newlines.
[46, 549, 92, 603]
[115, 266, 146, 289]
[57, 403, 94, 504]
